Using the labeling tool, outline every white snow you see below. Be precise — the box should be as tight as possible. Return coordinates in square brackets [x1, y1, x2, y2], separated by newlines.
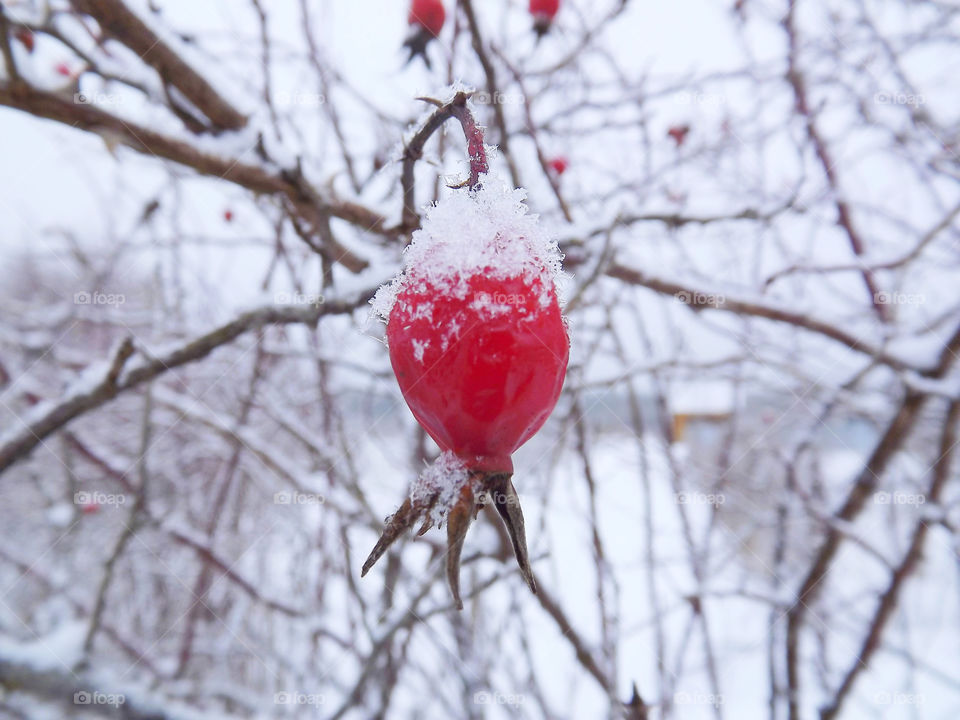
[371, 177, 564, 321]
[410, 451, 472, 528]
[0, 620, 86, 671]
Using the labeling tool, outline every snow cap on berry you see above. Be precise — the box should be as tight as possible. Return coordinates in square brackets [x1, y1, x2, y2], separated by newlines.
[372, 177, 564, 321]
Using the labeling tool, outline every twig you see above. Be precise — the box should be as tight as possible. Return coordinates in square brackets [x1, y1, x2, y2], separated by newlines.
[70, 0, 247, 132]
[400, 90, 489, 230]
[0, 297, 365, 475]
[819, 400, 960, 719]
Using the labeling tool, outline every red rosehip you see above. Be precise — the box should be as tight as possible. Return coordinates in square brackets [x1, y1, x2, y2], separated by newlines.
[530, 0, 560, 36]
[364, 107, 564, 609]
[387, 272, 568, 474]
[223, 208, 234, 222]
[530, 0, 560, 20]
[408, 0, 445, 37]
[404, 0, 445, 69]
[80, 502, 100, 515]
[548, 156, 568, 176]
[55, 62, 73, 77]
[668, 124, 691, 147]
[377, 180, 568, 475]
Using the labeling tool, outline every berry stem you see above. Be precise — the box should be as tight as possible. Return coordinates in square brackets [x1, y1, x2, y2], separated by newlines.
[401, 91, 489, 227]
[448, 94, 488, 189]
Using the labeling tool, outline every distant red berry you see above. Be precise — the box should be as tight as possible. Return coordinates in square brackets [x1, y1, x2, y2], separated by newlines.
[80, 502, 100, 515]
[530, 0, 560, 36]
[668, 124, 691, 147]
[548, 156, 568, 176]
[223, 209, 234, 222]
[55, 62, 72, 77]
[14, 28, 35, 53]
[530, 0, 560, 20]
[409, 0, 446, 38]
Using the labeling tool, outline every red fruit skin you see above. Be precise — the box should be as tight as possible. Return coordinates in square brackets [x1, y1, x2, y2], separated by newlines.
[530, 0, 560, 20]
[55, 62, 72, 77]
[409, 0, 446, 37]
[549, 157, 568, 176]
[388, 273, 568, 474]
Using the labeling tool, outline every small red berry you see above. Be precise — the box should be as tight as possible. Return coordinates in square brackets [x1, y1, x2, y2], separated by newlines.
[80, 502, 100, 515]
[530, 0, 560, 20]
[223, 209, 234, 222]
[668, 124, 691, 147]
[408, 0, 445, 37]
[404, 0, 445, 69]
[548, 156, 568, 176]
[530, 0, 560, 36]
[14, 28, 35, 53]
[55, 62, 72, 77]
[377, 182, 568, 476]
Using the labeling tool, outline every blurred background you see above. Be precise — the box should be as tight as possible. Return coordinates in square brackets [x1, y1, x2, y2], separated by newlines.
[0, 0, 959, 718]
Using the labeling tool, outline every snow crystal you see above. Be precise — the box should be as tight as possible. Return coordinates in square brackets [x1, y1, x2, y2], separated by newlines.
[411, 339, 428, 363]
[371, 177, 564, 321]
[410, 451, 472, 528]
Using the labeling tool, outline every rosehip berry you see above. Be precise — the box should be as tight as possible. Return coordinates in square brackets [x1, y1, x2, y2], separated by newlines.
[404, 0, 445, 68]
[387, 270, 568, 475]
[548, 156, 568, 176]
[408, 0, 445, 38]
[55, 62, 72, 77]
[363, 96, 566, 608]
[668, 124, 691, 147]
[530, 0, 560, 37]
[223, 209, 234, 222]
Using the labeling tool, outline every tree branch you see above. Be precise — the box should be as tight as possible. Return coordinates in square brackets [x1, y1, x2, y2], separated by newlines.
[70, 0, 247, 133]
[0, 297, 364, 475]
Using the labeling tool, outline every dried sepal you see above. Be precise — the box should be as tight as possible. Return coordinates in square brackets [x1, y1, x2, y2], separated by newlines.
[361, 495, 431, 578]
[488, 474, 537, 595]
[362, 469, 538, 609]
[445, 483, 475, 610]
